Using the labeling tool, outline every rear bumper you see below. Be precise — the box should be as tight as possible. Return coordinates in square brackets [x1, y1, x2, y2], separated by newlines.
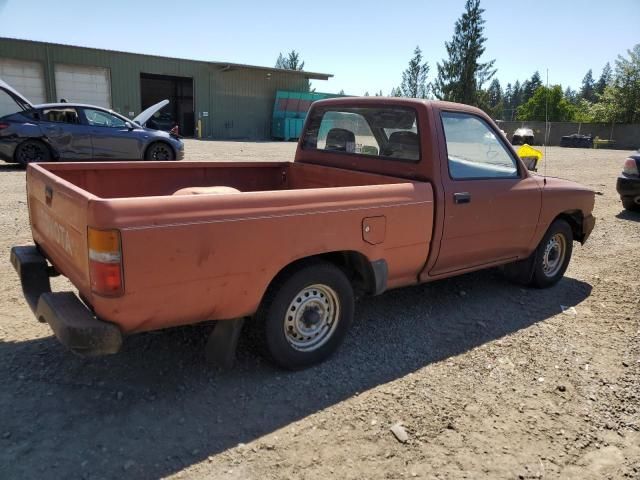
[10, 245, 122, 356]
[0, 139, 18, 162]
[616, 175, 640, 198]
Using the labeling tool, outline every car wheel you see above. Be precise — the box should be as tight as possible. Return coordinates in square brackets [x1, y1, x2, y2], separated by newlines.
[621, 197, 640, 211]
[503, 219, 573, 288]
[14, 140, 52, 165]
[145, 142, 175, 161]
[255, 260, 354, 370]
[529, 219, 573, 288]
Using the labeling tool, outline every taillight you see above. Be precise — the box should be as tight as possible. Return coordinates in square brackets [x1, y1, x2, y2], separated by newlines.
[88, 227, 123, 296]
[623, 158, 639, 176]
[0, 122, 10, 130]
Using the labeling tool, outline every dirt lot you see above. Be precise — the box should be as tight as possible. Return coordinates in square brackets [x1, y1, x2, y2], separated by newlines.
[0, 141, 638, 480]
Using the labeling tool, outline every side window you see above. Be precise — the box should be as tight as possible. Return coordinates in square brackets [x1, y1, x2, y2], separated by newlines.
[83, 108, 126, 128]
[302, 106, 420, 162]
[41, 108, 80, 124]
[441, 112, 518, 179]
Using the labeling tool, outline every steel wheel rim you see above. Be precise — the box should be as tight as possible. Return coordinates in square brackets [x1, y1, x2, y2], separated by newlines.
[18, 143, 46, 163]
[542, 233, 566, 278]
[152, 145, 171, 160]
[283, 284, 340, 352]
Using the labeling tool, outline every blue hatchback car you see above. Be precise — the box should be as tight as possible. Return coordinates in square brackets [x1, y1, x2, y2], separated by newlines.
[0, 79, 184, 165]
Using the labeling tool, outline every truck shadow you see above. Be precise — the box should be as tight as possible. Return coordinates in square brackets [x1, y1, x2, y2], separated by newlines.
[0, 270, 592, 479]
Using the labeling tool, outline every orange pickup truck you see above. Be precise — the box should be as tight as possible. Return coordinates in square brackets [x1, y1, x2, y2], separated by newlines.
[11, 98, 595, 369]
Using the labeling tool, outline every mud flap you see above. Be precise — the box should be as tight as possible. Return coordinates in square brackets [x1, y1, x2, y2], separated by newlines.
[502, 252, 537, 285]
[205, 318, 245, 369]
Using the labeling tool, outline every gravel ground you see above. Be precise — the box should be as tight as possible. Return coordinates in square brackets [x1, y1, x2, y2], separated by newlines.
[0, 142, 638, 480]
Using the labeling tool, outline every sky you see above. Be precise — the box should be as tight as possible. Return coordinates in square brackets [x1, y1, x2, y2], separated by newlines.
[0, 0, 638, 96]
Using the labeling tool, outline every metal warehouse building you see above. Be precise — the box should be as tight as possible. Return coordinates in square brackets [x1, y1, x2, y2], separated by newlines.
[0, 37, 332, 139]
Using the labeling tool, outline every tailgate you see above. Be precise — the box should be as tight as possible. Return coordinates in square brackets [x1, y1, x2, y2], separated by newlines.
[27, 164, 92, 295]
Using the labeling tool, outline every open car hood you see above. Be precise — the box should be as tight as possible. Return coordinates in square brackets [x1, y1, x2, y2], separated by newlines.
[0, 78, 34, 110]
[133, 99, 170, 126]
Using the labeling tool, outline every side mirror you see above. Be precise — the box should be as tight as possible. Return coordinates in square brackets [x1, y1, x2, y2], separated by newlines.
[520, 156, 538, 171]
[125, 121, 134, 131]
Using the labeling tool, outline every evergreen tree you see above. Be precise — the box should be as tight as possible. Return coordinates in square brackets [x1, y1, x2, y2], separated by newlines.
[522, 71, 542, 102]
[503, 83, 512, 104]
[487, 78, 502, 106]
[512, 80, 523, 109]
[275, 50, 305, 70]
[375, 90, 384, 97]
[364, 91, 370, 96]
[595, 62, 612, 96]
[579, 69, 596, 102]
[485, 78, 503, 118]
[338, 89, 345, 95]
[503, 82, 513, 117]
[564, 86, 578, 104]
[389, 87, 402, 97]
[433, 0, 496, 105]
[400, 46, 430, 98]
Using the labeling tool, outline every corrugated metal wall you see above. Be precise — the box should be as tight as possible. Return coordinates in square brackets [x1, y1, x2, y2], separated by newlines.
[0, 37, 313, 139]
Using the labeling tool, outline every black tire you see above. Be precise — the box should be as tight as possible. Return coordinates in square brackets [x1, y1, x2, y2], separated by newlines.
[621, 197, 640, 212]
[14, 139, 52, 165]
[529, 219, 573, 288]
[144, 142, 175, 161]
[255, 260, 354, 370]
[503, 219, 573, 288]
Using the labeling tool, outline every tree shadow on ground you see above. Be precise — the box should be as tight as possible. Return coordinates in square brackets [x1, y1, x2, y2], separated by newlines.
[0, 269, 592, 479]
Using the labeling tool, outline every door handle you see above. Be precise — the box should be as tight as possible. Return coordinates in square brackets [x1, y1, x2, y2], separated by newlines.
[454, 192, 471, 204]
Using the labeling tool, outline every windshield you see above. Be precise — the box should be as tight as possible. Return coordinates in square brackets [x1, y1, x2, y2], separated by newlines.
[0, 89, 27, 118]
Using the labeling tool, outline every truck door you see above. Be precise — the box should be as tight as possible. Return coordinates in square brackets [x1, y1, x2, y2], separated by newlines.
[430, 111, 541, 276]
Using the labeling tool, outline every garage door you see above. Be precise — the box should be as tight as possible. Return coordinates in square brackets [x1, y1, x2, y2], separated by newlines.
[54, 64, 111, 108]
[0, 58, 46, 104]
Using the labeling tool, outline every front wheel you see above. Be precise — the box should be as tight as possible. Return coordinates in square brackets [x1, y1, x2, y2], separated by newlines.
[503, 219, 573, 288]
[144, 142, 175, 161]
[255, 261, 354, 370]
[530, 219, 573, 288]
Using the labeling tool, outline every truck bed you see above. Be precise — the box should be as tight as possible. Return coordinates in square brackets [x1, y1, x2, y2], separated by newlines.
[27, 161, 434, 333]
[47, 161, 403, 198]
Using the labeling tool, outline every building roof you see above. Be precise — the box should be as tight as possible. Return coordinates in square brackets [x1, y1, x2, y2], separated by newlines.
[0, 37, 333, 81]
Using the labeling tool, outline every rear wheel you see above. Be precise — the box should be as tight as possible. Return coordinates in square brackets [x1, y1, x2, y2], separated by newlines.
[255, 261, 354, 370]
[14, 139, 51, 165]
[621, 196, 640, 212]
[144, 142, 175, 161]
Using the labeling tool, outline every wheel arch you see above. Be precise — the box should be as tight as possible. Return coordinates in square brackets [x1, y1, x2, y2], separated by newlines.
[555, 210, 585, 243]
[13, 137, 58, 162]
[264, 251, 387, 301]
[144, 140, 176, 160]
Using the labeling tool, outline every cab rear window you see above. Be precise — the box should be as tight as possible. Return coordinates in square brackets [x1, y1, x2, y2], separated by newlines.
[302, 106, 420, 162]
